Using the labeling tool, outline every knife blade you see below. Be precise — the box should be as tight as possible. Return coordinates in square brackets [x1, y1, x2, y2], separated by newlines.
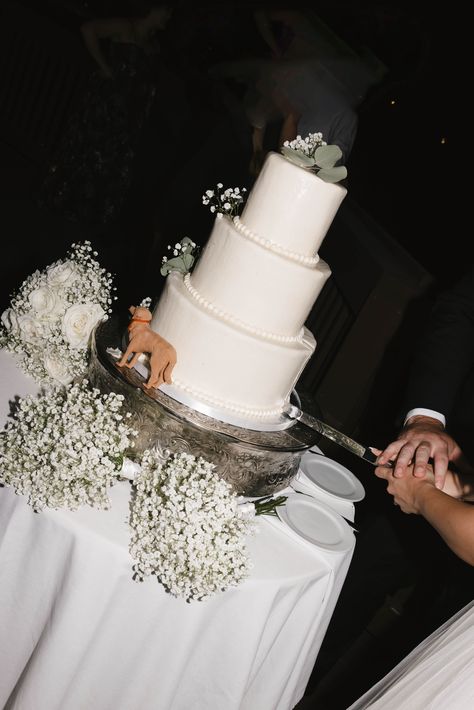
[283, 403, 384, 466]
[283, 403, 459, 473]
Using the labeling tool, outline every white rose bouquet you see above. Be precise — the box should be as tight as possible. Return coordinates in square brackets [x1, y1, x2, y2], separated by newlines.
[129, 449, 259, 601]
[0, 380, 137, 511]
[0, 242, 115, 386]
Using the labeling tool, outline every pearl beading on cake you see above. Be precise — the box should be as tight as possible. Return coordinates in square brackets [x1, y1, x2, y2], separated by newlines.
[184, 273, 304, 343]
[171, 376, 283, 419]
[233, 217, 320, 266]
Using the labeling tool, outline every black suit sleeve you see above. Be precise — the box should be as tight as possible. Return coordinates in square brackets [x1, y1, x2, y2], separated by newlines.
[402, 265, 474, 421]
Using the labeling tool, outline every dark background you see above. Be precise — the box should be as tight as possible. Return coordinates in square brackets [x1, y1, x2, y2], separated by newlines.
[0, 0, 461, 298]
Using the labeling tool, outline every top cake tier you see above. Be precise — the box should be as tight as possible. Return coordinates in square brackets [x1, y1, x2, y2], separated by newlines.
[239, 152, 347, 258]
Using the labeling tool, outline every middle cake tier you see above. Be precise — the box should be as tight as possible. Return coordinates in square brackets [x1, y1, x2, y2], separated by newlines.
[190, 215, 331, 337]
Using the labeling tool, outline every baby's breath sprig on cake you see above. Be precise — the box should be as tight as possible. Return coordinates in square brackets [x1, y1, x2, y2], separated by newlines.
[202, 183, 247, 219]
[0, 241, 115, 386]
[281, 132, 347, 183]
[0, 380, 137, 512]
[139, 296, 152, 309]
[161, 237, 199, 277]
[129, 448, 259, 601]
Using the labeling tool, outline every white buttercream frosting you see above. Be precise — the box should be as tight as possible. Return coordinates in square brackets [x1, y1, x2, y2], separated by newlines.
[233, 217, 320, 266]
[169, 376, 283, 419]
[189, 216, 331, 337]
[240, 151, 347, 256]
[151, 272, 315, 418]
[183, 273, 305, 343]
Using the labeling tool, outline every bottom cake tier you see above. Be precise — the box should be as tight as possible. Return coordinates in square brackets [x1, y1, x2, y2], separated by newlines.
[151, 271, 316, 421]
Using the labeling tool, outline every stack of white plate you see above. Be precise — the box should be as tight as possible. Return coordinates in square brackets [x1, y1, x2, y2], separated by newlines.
[291, 448, 365, 522]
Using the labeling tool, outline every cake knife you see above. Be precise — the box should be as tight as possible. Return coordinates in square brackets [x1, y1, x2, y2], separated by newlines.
[283, 403, 458, 472]
[282, 403, 386, 467]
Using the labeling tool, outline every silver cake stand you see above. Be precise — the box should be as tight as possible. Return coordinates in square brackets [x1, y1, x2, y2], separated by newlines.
[88, 317, 322, 497]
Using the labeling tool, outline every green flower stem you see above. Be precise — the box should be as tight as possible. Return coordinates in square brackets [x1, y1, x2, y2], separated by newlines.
[254, 495, 287, 516]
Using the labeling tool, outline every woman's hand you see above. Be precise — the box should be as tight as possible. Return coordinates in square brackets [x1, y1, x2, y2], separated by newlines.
[375, 462, 435, 514]
[374, 461, 474, 565]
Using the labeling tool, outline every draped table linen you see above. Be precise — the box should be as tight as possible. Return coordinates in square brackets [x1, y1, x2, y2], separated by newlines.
[0, 350, 356, 710]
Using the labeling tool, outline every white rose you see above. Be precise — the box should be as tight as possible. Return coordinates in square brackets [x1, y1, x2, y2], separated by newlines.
[17, 314, 45, 343]
[1, 308, 19, 334]
[28, 286, 62, 318]
[47, 261, 78, 288]
[43, 353, 73, 385]
[62, 302, 105, 349]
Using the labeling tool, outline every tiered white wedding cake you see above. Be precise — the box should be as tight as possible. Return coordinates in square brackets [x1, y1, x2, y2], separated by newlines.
[151, 150, 346, 427]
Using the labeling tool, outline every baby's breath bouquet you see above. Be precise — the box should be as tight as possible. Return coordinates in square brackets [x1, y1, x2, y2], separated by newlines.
[202, 183, 247, 218]
[129, 449, 259, 601]
[0, 241, 115, 386]
[0, 380, 137, 512]
[281, 132, 347, 183]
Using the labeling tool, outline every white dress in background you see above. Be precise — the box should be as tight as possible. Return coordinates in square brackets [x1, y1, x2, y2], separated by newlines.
[347, 600, 474, 709]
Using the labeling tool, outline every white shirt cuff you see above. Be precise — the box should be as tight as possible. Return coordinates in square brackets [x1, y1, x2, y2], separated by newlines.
[404, 408, 446, 427]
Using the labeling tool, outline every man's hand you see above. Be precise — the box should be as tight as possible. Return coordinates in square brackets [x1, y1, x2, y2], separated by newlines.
[376, 415, 462, 490]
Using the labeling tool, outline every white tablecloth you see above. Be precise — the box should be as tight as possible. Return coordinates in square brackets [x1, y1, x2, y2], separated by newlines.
[0, 351, 356, 710]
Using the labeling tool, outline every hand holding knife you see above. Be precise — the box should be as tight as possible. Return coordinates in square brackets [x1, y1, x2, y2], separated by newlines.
[283, 403, 451, 472]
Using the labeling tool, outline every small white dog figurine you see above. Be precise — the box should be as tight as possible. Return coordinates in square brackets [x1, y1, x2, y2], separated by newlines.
[117, 305, 177, 389]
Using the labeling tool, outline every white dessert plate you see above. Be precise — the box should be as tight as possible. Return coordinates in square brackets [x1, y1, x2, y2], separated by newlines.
[277, 493, 354, 552]
[299, 452, 365, 502]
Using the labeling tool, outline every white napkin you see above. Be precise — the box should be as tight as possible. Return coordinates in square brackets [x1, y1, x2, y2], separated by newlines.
[119, 457, 142, 481]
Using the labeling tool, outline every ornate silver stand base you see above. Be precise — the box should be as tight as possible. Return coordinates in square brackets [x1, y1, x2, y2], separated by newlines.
[88, 318, 321, 497]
